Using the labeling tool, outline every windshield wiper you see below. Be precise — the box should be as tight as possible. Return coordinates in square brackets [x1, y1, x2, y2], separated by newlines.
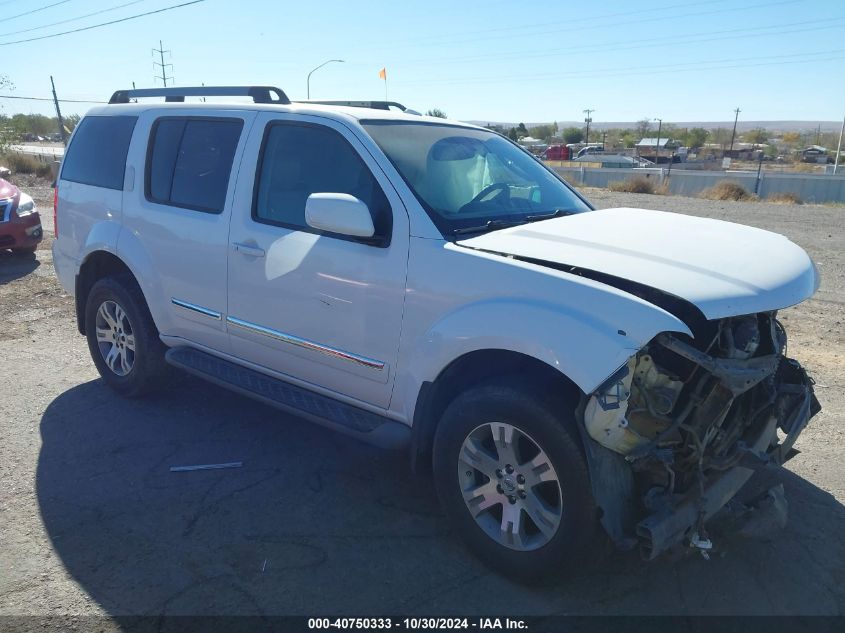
[452, 219, 526, 236]
[524, 208, 575, 223]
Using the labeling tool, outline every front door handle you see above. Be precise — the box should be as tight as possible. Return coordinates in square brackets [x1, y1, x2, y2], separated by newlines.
[232, 242, 265, 258]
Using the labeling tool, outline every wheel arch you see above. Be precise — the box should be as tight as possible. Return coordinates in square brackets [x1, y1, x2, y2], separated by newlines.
[75, 251, 143, 335]
[409, 348, 583, 474]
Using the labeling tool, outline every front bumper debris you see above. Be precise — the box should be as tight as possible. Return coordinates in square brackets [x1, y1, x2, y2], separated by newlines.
[582, 311, 821, 560]
[635, 357, 818, 559]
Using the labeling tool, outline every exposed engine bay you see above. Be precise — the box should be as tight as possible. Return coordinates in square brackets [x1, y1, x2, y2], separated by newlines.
[583, 311, 821, 558]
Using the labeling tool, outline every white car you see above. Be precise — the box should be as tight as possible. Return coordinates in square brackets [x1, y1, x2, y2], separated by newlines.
[52, 86, 820, 579]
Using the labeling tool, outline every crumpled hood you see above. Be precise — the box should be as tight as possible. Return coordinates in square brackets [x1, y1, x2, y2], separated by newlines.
[458, 207, 819, 320]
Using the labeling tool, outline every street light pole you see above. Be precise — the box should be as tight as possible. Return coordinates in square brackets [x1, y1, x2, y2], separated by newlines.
[654, 118, 662, 164]
[306, 59, 345, 99]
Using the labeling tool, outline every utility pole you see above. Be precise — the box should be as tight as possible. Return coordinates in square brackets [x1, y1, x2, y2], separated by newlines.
[815, 124, 821, 146]
[834, 114, 844, 175]
[153, 40, 173, 87]
[729, 107, 741, 154]
[49, 76, 67, 145]
[583, 109, 594, 145]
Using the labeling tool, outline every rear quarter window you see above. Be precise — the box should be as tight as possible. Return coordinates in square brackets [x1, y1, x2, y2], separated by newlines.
[61, 115, 138, 190]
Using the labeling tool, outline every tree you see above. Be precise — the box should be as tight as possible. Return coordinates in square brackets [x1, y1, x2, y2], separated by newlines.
[425, 108, 447, 118]
[683, 127, 709, 149]
[635, 118, 652, 138]
[781, 132, 801, 147]
[744, 128, 768, 148]
[507, 127, 519, 141]
[517, 122, 527, 135]
[0, 75, 13, 153]
[711, 127, 732, 149]
[562, 127, 583, 143]
[64, 113, 81, 134]
[528, 124, 556, 141]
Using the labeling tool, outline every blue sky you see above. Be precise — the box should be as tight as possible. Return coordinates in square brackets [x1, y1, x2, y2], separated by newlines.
[2, 0, 844, 124]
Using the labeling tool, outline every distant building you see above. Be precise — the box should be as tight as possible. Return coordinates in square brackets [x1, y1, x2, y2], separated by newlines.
[636, 137, 681, 163]
[801, 145, 829, 163]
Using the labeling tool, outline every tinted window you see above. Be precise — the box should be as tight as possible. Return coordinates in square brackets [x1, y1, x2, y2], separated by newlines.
[61, 116, 137, 190]
[253, 123, 391, 239]
[146, 117, 243, 213]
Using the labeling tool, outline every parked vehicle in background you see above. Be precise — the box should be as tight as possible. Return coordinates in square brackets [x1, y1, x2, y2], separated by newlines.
[542, 144, 570, 160]
[0, 178, 43, 256]
[53, 85, 821, 580]
[575, 144, 605, 158]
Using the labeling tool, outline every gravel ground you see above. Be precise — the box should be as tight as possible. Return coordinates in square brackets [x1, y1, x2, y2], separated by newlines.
[1, 182, 843, 621]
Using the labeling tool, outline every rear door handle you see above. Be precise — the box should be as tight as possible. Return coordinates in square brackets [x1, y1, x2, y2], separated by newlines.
[232, 242, 265, 258]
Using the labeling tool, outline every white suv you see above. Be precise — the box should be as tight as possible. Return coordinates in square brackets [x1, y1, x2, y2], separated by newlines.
[52, 86, 820, 578]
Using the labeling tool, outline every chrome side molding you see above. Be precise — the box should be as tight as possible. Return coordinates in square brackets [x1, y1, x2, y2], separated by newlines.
[171, 298, 222, 321]
[226, 315, 385, 371]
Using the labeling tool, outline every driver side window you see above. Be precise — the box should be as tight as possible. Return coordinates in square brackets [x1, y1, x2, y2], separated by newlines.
[252, 122, 392, 239]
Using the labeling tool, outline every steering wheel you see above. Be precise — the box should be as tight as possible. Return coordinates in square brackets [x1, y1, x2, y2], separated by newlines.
[458, 183, 510, 214]
[469, 182, 510, 205]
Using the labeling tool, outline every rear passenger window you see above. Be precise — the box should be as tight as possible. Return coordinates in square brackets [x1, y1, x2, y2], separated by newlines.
[253, 123, 391, 240]
[146, 117, 243, 213]
[61, 116, 137, 190]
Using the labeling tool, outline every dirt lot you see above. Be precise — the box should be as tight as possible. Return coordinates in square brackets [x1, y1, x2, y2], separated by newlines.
[1, 182, 843, 619]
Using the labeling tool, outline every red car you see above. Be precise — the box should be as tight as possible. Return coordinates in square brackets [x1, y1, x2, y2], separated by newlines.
[0, 178, 43, 255]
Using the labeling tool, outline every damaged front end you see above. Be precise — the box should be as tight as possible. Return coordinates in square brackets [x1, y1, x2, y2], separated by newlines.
[583, 311, 821, 559]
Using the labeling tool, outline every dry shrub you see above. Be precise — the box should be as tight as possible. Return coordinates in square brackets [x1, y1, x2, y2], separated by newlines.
[608, 176, 660, 194]
[699, 181, 754, 201]
[767, 191, 803, 205]
[0, 152, 53, 179]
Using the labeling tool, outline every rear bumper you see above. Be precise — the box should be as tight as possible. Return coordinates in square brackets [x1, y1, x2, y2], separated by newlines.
[0, 211, 42, 250]
[51, 239, 78, 296]
[635, 358, 818, 559]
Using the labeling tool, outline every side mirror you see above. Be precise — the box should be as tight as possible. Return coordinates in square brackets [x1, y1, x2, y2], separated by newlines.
[305, 193, 375, 238]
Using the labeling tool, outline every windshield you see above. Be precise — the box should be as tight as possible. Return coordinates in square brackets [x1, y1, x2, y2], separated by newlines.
[362, 121, 591, 235]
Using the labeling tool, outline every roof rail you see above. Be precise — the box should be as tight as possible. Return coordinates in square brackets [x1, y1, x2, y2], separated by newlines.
[108, 86, 290, 105]
[295, 99, 419, 114]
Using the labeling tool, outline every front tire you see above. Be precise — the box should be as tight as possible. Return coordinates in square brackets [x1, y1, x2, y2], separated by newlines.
[433, 379, 596, 580]
[85, 275, 169, 397]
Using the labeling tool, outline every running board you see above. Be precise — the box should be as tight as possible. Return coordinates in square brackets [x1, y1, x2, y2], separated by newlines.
[165, 347, 409, 450]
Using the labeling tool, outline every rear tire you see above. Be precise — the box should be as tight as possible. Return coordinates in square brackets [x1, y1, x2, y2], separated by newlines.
[432, 378, 596, 581]
[85, 275, 170, 397]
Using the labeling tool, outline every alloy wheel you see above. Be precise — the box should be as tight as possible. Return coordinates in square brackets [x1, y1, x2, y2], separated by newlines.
[95, 300, 136, 376]
[457, 422, 563, 551]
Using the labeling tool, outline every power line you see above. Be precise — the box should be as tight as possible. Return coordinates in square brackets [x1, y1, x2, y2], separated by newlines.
[394, 49, 845, 88]
[0, 0, 147, 38]
[6, 0, 74, 22]
[361, 0, 732, 51]
[355, 0, 798, 54]
[0, 94, 105, 103]
[0, 0, 207, 46]
[390, 16, 845, 69]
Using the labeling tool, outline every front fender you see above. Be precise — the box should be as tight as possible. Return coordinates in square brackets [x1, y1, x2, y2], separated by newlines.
[418, 297, 689, 396]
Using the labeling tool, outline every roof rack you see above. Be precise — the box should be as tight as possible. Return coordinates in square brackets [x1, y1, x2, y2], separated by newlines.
[108, 86, 290, 105]
[295, 99, 419, 114]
